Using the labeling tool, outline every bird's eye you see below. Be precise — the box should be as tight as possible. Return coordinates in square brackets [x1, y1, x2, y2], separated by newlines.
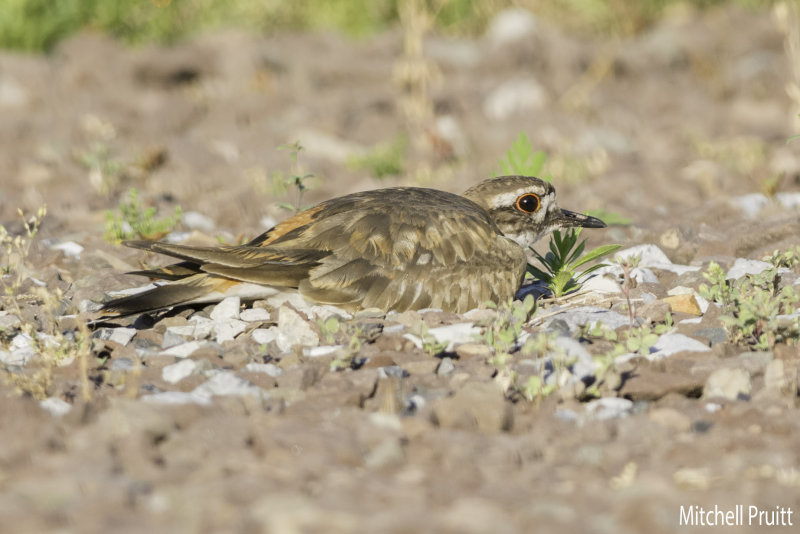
[515, 193, 540, 213]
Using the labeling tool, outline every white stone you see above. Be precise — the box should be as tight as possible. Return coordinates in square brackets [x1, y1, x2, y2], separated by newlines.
[584, 397, 633, 420]
[210, 296, 240, 321]
[214, 319, 247, 344]
[40, 397, 72, 417]
[615, 244, 671, 266]
[275, 306, 319, 352]
[484, 77, 547, 121]
[667, 286, 694, 296]
[703, 368, 751, 401]
[189, 316, 215, 339]
[302, 345, 343, 358]
[49, 241, 84, 260]
[251, 328, 278, 345]
[579, 275, 621, 294]
[162, 359, 198, 384]
[161, 340, 211, 358]
[192, 371, 266, 399]
[243, 363, 283, 376]
[730, 193, 769, 217]
[309, 305, 353, 321]
[240, 308, 271, 322]
[543, 306, 631, 334]
[109, 328, 136, 346]
[485, 7, 537, 45]
[427, 323, 481, 351]
[142, 391, 211, 406]
[648, 333, 710, 360]
[726, 258, 773, 280]
[776, 192, 800, 210]
[182, 211, 216, 232]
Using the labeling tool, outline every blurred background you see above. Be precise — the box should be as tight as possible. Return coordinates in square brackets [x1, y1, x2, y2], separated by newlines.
[0, 0, 796, 252]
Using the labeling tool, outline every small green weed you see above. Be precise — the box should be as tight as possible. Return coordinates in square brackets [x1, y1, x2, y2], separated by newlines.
[348, 134, 408, 180]
[763, 246, 800, 269]
[274, 141, 315, 214]
[527, 228, 621, 298]
[495, 132, 548, 178]
[104, 189, 182, 244]
[699, 261, 800, 350]
[484, 294, 537, 367]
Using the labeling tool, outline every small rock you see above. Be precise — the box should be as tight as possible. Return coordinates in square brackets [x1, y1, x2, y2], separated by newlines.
[426, 323, 481, 351]
[302, 345, 342, 358]
[210, 296, 241, 321]
[402, 359, 439, 375]
[703, 368, 752, 401]
[662, 294, 701, 316]
[48, 240, 84, 260]
[162, 359, 198, 384]
[437, 357, 455, 375]
[543, 306, 631, 334]
[648, 333, 711, 360]
[483, 77, 547, 121]
[39, 397, 72, 417]
[638, 300, 670, 324]
[275, 306, 319, 352]
[214, 319, 247, 344]
[242, 362, 283, 377]
[726, 258, 772, 280]
[455, 343, 493, 360]
[764, 359, 792, 394]
[161, 330, 185, 349]
[182, 211, 216, 232]
[0, 313, 21, 331]
[142, 391, 211, 406]
[111, 357, 136, 371]
[431, 381, 512, 433]
[691, 327, 727, 346]
[730, 193, 769, 217]
[240, 308, 271, 322]
[251, 328, 277, 345]
[485, 7, 537, 45]
[584, 397, 633, 420]
[108, 327, 136, 346]
[192, 371, 267, 399]
[161, 340, 218, 359]
[648, 407, 691, 432]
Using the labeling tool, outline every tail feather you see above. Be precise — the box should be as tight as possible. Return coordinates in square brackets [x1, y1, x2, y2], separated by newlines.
[101, 275, 216, 317]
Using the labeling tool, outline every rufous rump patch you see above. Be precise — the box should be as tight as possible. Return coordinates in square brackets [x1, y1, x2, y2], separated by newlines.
[260, 205, 324, 246]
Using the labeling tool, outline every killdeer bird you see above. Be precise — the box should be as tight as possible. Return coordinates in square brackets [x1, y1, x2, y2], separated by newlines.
[101, 175, 605, 316]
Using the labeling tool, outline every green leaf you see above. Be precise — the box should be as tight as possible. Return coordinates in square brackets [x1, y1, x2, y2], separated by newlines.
[571, 244, 623, 270]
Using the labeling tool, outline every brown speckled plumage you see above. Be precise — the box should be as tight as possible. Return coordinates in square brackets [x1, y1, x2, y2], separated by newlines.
[101, 176, 605, 316]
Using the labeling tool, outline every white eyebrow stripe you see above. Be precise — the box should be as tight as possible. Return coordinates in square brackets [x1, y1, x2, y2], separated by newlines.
[491, 189, 553, 209]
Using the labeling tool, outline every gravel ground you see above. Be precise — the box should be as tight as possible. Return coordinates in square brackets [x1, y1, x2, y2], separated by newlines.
[1, 4, 800, 533]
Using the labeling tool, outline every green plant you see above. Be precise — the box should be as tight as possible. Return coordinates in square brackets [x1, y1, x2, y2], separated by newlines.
[0, 206, 47, 296]
[699, 261, 800, 350]
[764, 246, 800, 269]
[484, 295, 537, 366]
[527, 228, 621, 298]
[317, 316, 340, 344]
[495, 132, 547, 178]
[104, 188, 182, 244]
[348, 134, 408, 180]
[275, 142, 315, 214]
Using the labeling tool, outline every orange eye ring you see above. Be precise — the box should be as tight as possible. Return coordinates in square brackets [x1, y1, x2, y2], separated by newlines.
[515, 193, 540, 213]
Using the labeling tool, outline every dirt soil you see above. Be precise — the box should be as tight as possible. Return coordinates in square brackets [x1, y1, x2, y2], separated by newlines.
[2, 4, 800, 533]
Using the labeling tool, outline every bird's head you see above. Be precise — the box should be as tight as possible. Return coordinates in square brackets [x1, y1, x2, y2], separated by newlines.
[463, 175, 606, 249]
